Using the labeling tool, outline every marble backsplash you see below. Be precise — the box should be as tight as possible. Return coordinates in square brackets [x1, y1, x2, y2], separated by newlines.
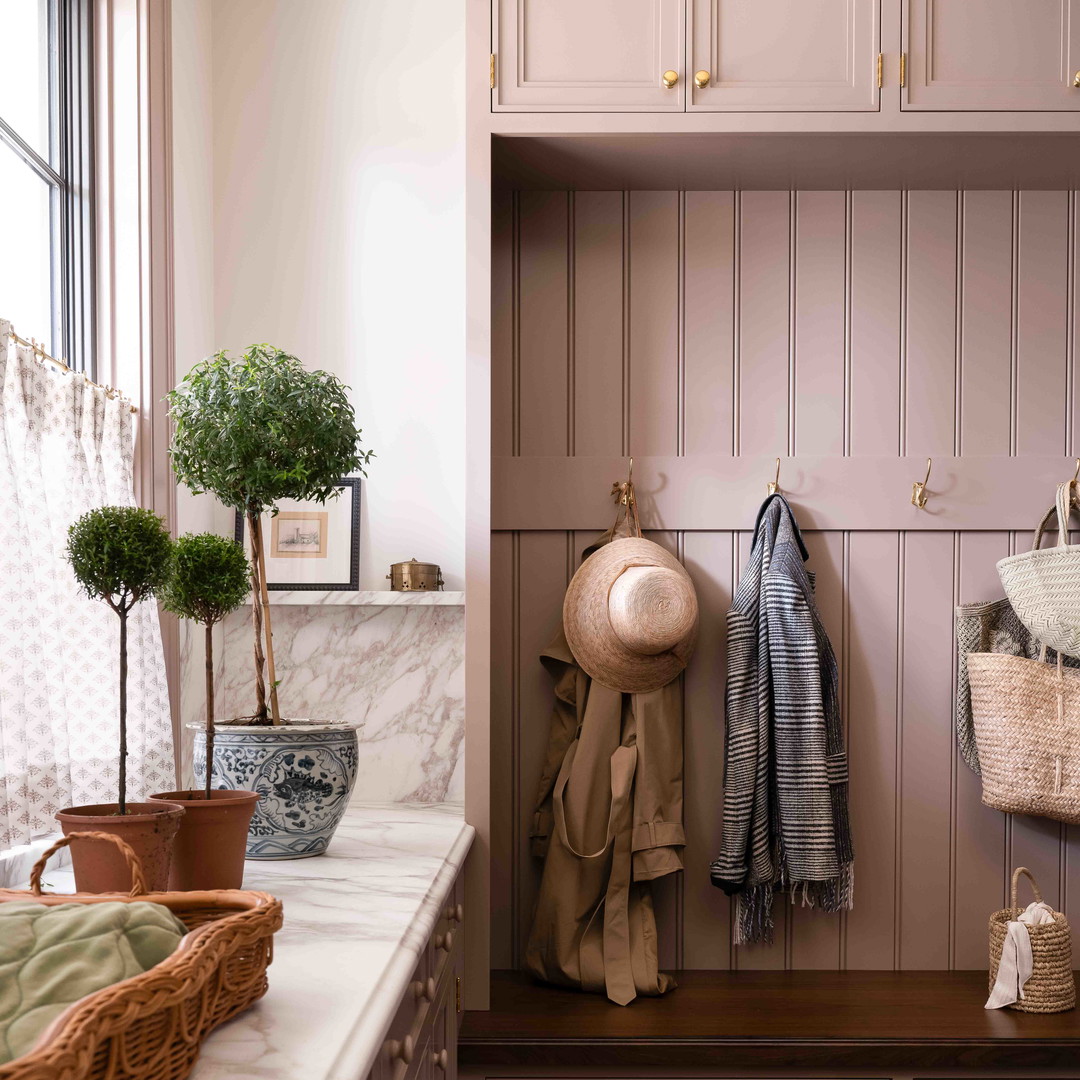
[179, 602, 464, 803]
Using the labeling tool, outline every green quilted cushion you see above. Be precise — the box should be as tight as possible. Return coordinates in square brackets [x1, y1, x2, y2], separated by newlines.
[0, 901, 188, 1064]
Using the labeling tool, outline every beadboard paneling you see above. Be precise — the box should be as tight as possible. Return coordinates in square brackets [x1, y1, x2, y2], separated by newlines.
[491, 189, 1080, 971]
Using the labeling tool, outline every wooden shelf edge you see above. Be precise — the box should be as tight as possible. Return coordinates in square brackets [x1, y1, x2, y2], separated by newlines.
[240, 590, 466, 607]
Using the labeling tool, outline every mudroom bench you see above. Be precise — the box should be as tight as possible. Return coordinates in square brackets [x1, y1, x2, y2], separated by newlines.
[460, 970, 1080, 1080]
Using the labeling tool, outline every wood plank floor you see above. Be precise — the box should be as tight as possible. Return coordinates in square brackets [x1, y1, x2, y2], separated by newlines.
[460, 970, 1080, 1071]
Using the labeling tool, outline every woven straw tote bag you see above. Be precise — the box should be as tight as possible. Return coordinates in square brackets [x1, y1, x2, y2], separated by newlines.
[955, 597, 1080, 777]
[968, 650, 1080, 823]
[988, 867, 1075, 1013]
[998, 482, 1080, 659]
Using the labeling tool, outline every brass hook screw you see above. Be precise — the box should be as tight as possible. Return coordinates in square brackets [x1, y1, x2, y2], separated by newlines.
[767, 457, 781, 496]
[912, 457, 932, 509]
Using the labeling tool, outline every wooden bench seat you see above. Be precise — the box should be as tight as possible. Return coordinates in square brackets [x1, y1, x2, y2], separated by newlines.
[460, 970, 1080, 1072]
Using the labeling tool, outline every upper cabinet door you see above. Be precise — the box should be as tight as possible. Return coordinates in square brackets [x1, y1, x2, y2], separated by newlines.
[904, 0, 1080, 109]
[688, 0, 880, 111]
[493, 0, 685, 111]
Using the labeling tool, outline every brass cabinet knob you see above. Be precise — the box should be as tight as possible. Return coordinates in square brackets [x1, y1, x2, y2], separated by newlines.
[387, 1035, 414, 1065]
[432, 1049, 449, 1071]
[1074, 70, 1080, 87]
[661, 69, 678, 88]
[694, 70, 710, 89]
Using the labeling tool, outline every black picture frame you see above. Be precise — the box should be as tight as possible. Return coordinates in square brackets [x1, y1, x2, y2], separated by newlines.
[234, 477, 361, 591]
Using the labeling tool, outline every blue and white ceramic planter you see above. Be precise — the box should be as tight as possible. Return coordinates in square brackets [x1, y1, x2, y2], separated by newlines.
[192, 721, 359, 860]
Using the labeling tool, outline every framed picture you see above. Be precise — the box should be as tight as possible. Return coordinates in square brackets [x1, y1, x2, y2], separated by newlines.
[235, 478, 361, 590]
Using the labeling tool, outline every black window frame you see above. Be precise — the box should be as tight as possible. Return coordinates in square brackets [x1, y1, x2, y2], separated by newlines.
[0, 0, 95, 376]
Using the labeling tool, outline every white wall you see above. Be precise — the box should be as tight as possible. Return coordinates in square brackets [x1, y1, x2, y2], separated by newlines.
[207, 0, 466, 589]
[171, 0, 221, 540]
[168, 0, 466, 768]
[171, 0, 226, 772]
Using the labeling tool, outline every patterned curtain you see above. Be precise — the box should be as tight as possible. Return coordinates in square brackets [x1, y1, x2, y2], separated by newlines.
[0, 320, 174, 849]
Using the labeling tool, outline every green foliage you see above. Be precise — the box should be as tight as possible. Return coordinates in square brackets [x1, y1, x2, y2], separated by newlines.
[66, 506, 173, 614]
[162, 533, 250, 628]
[66, 506, 174, 811]
[167, 344, 374, 515]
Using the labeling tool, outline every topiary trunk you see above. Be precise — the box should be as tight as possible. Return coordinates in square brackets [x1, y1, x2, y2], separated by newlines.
[245, 510, 282, 726]
[205, 621, 215, 799]
[246, 509, 270, 723]
[118, 608, 128, 815]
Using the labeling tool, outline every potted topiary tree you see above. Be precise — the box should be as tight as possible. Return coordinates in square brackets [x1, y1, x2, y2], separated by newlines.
[150, 532, 260, 889]
[57, 505, 185, 892]
[167, 344, 372, 859]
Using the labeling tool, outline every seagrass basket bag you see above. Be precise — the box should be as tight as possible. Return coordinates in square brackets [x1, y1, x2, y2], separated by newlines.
[988, 867, 1075, 1013]
[0, 831, 283, 1080]
[968, 648, 1080, 823]
[998, 481, 1080, 660]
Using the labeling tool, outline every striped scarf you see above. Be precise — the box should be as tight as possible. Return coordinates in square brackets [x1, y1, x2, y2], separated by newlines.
[710, 495, 853, 944]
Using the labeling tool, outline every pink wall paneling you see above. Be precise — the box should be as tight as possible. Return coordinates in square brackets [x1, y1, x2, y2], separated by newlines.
[491, 189, 1080, 972]
[493, 455, 1080, 532]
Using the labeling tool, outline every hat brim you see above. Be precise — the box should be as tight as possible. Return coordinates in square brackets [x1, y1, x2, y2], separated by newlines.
[563, 537, 698, 694]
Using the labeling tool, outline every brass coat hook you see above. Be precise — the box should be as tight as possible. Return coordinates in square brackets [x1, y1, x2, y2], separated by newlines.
[609, 457, 641, 537]
[767, 457, 781, 496]
[912, 458, 932, 509]
[611, 456, 635, 507]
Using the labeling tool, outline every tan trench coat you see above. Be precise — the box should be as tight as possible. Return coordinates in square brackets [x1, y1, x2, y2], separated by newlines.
[523, 626, 684, 1005]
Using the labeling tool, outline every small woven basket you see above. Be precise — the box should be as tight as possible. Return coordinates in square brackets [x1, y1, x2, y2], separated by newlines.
[0, 831, 283, 1080]
[988, 867, 1075, 1014]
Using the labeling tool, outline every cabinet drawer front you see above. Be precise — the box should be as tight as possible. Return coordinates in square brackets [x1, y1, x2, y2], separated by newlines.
[689, 0, 880, 111]
[904, 0, 1080, 109]
[493, 0, 685, 111]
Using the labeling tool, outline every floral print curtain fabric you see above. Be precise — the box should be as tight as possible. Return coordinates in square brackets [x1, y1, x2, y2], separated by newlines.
[0, 320, 173, 849]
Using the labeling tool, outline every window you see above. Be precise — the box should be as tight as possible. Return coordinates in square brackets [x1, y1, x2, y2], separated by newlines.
[0, 0, 94, 374]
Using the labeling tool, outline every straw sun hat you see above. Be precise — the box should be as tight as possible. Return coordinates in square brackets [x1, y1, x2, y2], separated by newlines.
[563, 537, 699, 694]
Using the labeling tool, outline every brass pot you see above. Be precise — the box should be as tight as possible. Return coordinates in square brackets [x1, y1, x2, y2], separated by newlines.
[387, 558, 444, 591]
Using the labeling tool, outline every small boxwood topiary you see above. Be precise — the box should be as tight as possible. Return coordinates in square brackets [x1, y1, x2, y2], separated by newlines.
[66, 505, 174, 814]
[161, 533, 251, 798]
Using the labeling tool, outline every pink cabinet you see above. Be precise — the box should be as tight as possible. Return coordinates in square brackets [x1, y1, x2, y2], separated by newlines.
[492, 0, 1080, 113]
[903, 0, 1080, 110]
[492, 0, 685, 111]
[689, 0, 880, 111]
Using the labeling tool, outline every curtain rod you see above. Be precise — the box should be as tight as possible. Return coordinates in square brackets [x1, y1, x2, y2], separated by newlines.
[6, 328, 138, 414]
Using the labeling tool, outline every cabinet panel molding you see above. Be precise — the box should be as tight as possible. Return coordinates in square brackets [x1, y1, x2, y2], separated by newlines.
[493, 0, 685, 111]
[690, 0, 880, 111]
[904, 0, 1080, 110]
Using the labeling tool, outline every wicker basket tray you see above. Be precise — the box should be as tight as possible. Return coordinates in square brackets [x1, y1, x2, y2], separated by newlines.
[0, 831, 284, 1080]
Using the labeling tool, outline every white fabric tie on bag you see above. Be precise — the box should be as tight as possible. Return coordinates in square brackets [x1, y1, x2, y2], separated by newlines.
[985, 901, 1056, 1009]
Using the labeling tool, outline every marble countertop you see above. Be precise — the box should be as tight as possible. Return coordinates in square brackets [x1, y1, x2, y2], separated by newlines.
[39, 803, 474, 1080]
[197, 802, 473, 1080]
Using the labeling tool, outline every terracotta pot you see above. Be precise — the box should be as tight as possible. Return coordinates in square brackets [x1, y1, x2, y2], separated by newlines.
[54, 802, 185, 893]
[148, 789, 260, 890]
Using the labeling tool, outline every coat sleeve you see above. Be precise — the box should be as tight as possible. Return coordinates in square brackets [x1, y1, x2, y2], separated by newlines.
[530, 627, 584, 859]
[630, 679, 685, 881]
[709, 606, 761, 894]
[762, 572, 839, 884]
